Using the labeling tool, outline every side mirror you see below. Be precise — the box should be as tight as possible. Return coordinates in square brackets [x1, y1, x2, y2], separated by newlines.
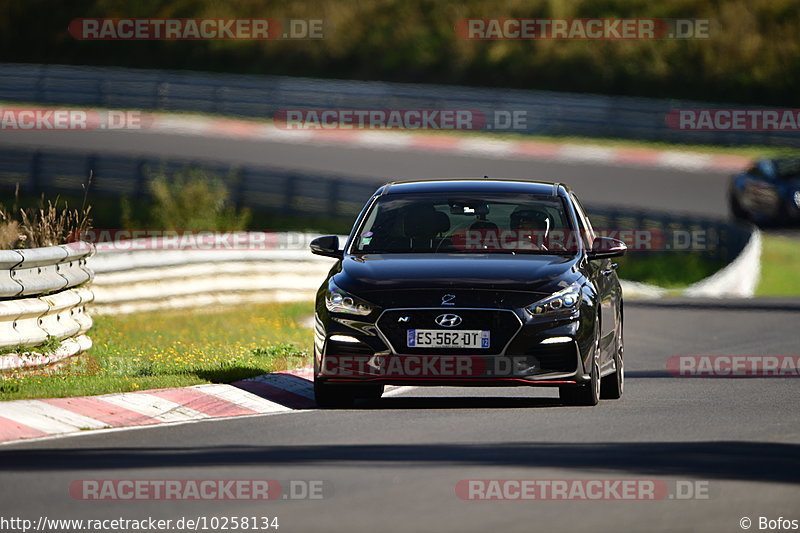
[588, 237, 626, 260]
[310, 235, 343, 259]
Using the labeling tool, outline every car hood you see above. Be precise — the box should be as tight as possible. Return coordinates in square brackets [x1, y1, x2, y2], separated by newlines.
[333, 253, 582, 295]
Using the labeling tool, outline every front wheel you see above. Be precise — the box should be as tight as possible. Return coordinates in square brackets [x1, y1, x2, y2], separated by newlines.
[560, 357, 600, 406]
[600, 351, 624, 400]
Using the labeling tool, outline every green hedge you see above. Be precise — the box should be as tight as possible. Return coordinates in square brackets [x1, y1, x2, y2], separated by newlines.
[2, 0, 797, 106]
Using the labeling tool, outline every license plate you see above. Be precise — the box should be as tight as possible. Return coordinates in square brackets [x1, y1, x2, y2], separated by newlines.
[407, 329, 490, 348]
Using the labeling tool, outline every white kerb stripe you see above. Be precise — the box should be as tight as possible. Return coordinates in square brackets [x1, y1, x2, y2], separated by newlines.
[456, 138, 514, 157]
[193, 384, 291, 413]
[0, 400, 108, 434]
[247, 374, 315, 400]
[355, 131, 414, 150]
[558, 144, 616, 163]
[657, 151, 714, 172]
[97, 393, 208, 423]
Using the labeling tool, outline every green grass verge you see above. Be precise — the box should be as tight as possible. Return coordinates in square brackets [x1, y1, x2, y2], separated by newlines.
[0, 301, 314, 401]
[756, 235, 800, 296]
[616, 253, 727, 289]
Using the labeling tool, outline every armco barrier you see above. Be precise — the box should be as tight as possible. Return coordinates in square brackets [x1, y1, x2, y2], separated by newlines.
[1, 63, 798, 147]
[0, 147, 375, 219]
[0, 244, 95, 369]
[585, 205, 754, 264]
[88, 234, 344, 314]
[87, 216, 759, 317]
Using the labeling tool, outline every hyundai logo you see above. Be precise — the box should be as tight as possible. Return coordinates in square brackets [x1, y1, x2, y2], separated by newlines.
[435, 313, 462, 328]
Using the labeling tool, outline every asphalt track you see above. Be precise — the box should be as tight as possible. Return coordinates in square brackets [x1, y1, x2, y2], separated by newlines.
[0, 130, 798, 533]
[0, 128, 731, 216]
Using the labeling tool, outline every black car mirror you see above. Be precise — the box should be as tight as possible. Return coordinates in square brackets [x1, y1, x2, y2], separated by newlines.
[310, 235, 343, 259]
[588, 237, 626, 260]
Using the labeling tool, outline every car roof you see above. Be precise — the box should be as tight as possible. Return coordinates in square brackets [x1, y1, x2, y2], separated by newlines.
[374, 179, 571, 197]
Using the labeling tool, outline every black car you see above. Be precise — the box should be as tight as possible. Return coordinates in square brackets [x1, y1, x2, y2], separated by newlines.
[729, 158, 800, 226]
[310, 179, 626, 407]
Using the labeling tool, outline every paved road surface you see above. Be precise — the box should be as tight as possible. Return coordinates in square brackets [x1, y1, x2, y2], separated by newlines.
[0, 128, 732, 217]
[0, 300, 798, 533]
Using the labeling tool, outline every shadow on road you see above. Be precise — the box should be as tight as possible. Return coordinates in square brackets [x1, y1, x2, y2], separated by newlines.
[1, 441, 797, 484]
[359, 396, 563, 409]
[626, 299, 800, 312]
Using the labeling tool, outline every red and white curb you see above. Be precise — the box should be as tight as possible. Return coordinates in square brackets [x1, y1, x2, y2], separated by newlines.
[143, 113, 752, 173]
[0, 368, 317, 445]
[0, 104, 750, 174]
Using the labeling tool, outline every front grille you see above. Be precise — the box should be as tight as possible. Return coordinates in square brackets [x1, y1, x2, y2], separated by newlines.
[376, 308, 521, 355]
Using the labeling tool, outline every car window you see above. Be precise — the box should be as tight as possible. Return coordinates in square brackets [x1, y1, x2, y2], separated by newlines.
[351, 192, 575, 254]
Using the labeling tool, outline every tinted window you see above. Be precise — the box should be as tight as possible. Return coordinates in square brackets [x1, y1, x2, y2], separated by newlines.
[351, 193, 575, 254]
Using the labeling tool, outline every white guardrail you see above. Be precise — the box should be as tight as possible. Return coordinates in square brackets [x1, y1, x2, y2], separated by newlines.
[88, 233, 341, 315]
[1, 227, 761, 371]
[86, 228, 762, 316]
[0, 243, 94, 370]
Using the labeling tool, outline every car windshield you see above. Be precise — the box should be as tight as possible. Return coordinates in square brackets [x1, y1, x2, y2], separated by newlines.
[350, 192, 577, 254]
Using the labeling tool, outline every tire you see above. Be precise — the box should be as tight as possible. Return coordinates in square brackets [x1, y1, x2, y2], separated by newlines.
[561, 356, 600, 406]
[314, 380, 355, 409]
[600, 351, 624, 400]
[601, 322, 624, 400]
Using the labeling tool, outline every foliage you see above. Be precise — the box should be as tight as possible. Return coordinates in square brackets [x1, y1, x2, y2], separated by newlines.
[1, 0, 798, 105]
[0, 185, 92, 249]
[123, 168, 251, 231]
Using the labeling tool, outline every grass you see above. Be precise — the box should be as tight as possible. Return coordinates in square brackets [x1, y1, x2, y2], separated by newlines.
[756, 235, 800, 296]
[0, 301, 314, 401]
[615, 253, 728, 289]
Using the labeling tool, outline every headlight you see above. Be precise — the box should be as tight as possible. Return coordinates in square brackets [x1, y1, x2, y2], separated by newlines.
[526, 284, 581, 317]
[325, 283, 373, 316]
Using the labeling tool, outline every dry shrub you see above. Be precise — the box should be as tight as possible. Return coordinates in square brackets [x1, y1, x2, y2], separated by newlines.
[0, 183, 92, 249]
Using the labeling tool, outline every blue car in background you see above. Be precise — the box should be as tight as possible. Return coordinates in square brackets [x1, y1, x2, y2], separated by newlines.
[729, 159, 800, 226]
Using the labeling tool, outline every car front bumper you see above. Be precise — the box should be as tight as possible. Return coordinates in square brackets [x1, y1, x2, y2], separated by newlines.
[314, 308, 594, 388]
